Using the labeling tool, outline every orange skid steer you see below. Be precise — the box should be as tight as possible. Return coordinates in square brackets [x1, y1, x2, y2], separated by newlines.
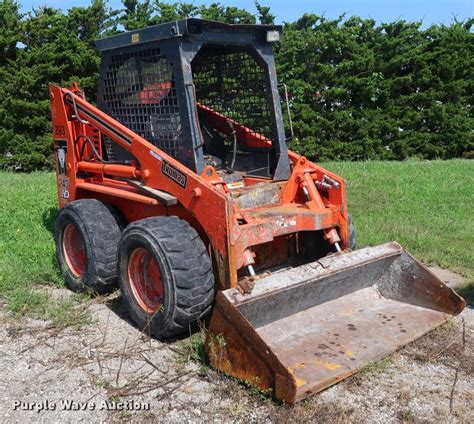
[49, 19, 465, 404]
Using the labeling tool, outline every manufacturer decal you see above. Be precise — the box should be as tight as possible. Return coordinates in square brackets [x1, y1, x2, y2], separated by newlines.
[131, 33, 140, 43]
[54, 140, 68, 175]
[58, 175, 70, 199]
[61, 188, 70, 199]
[161, 161, 187, 188]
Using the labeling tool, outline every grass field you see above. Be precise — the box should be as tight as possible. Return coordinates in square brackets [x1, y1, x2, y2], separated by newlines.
[0, 172, 89, 325]
[0, 159, 472, 318]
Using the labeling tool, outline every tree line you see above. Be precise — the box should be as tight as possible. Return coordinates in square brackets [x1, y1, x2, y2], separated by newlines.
[0, 0, 472, 170]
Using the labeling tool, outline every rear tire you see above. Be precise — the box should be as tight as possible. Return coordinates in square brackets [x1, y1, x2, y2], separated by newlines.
[55, 199, 122, 294]
[117, 216, 215, 338]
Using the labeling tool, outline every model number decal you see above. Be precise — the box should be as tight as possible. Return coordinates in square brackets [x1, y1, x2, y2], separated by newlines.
[161, 161, 187, 188]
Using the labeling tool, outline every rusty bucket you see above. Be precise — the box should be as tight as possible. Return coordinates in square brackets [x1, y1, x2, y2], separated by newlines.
[205, 242, 465, 404]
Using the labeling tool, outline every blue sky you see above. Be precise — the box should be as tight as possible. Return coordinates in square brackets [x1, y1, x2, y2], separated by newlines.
[20, 0, 473, 26]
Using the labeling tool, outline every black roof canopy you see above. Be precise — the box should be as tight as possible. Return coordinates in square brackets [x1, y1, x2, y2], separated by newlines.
[95, 18, 290, 179]
[95, 18, 283, 52]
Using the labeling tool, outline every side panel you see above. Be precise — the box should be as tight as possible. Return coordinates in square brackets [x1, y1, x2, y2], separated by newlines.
[49, 84, 351, 290]
[49, 87, 78, 207]
[49, 84, 235, 287]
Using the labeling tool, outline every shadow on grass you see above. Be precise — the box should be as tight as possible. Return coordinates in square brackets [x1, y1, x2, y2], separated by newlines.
[458, 282, 474, 306]
[41, 206, 62, 283]
[42, 206, 59, 237]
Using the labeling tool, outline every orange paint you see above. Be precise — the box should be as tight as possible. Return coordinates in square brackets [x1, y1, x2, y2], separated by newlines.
[49, 83, 350, 289]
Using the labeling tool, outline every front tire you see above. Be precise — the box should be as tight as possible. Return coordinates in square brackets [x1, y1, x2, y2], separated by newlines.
[117, 216, 215, 338]
[55, 199, 122, 294]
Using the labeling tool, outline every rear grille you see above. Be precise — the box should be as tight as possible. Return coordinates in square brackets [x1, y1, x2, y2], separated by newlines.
[101, 48, 182, 158]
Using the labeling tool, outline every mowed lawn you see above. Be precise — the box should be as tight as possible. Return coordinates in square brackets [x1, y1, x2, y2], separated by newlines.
[0, 160, 472, 314]
[326, 160, 473, 280]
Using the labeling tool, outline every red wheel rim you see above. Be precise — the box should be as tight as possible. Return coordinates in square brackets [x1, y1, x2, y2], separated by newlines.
[62, 224, 86, 277]
[128, 247, 164, 313]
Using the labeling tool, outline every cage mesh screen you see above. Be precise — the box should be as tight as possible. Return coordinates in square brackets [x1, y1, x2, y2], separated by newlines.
[101, 48, 182, 158]
[192, 46, 273, 148]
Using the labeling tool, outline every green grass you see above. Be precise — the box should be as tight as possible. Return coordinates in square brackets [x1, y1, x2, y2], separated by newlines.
[0, 172, 60, 291]
[0, 172, 68, 321]
[8, 288, 92, 329]
[0, 159, 472, 319]
[324, 160, 473, 290]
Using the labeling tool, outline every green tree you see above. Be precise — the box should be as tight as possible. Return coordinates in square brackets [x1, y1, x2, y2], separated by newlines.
[0, 0, 23, 168]
[255, 1, 275, 25]
[121, 0, 156, 29]
[0, 1, 472, 170]
[200, 3, 255, 24]
[0, 1, 114, 170]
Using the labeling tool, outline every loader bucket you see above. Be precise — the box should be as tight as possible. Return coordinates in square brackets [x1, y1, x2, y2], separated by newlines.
[205, 242, 465, 404]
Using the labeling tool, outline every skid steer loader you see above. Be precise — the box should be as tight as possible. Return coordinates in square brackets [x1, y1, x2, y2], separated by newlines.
[49, 19, 465, 404]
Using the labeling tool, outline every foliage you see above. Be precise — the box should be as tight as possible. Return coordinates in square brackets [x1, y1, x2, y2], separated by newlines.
[0, 1, 472, 170]
[277, 15, 473, 161]
[0, 0, 115, 170]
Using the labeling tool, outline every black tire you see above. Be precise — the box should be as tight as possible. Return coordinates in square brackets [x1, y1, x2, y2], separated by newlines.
[348, 213, 357, 250]
[55, 199, 122, 294]
[117, 216, 215, 338]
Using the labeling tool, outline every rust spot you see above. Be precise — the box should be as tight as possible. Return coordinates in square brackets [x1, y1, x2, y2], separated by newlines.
[313, 358, 342, 370]
[295, 377, 307, 387]
[287, 368, 307, 387]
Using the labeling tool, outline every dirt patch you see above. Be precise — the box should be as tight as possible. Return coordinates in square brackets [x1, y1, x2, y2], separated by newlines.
[0, 288, 472, 423]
